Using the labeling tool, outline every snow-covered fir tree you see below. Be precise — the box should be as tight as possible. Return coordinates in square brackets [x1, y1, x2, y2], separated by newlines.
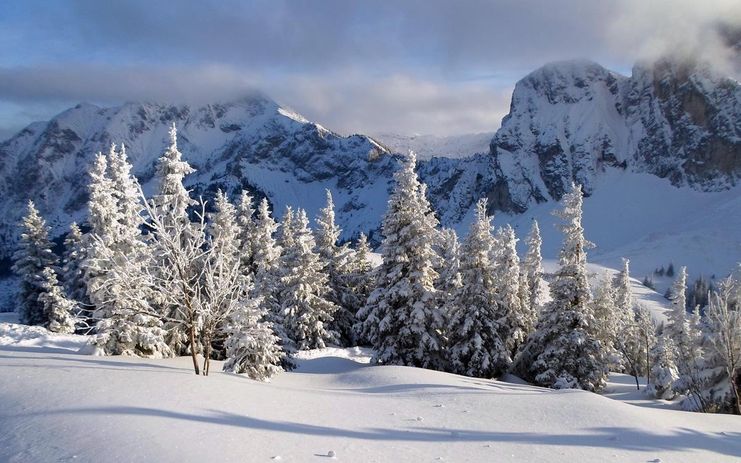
[665, 266, 710, 409]
[12, 201, 58, 326]
[37, 267, 77, 334]
[83, 152, 119, 315]
[667, 266, 690, 346]
[495, 224, 533, 355]
[249, 198, 290, 352]
[88, 146, 172, 358]
[435, 228, 463, 308]
[236, 190, 258, 276]
[279, 209, 338, 350]
[223, 295, 284, 380]
[446, 199, 510, 377]
[704, 272, 741, 414]
[201, 190, 244, 367]
[355, 152, 444, 369]
[208, 190, 241, 262]
[148, 127, 197, 354]
[314, 190, 357, 346]
[344, 233, 375, 345]
[151, 124, 196, 233]
[523, 220, 546, 312]
[611, 259, 652, 388]
[514, 183, 608, 391]
[591, 274, 621, 369]
[648, 332, 679, 399]
[61, 222, 90, 312]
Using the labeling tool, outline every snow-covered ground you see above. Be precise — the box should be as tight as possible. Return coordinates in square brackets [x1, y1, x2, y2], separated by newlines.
[1, 317, 739, 462]
[494, 170, 741, 285]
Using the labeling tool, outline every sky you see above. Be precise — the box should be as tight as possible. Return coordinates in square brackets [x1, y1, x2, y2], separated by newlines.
[0, 0, 739, 139]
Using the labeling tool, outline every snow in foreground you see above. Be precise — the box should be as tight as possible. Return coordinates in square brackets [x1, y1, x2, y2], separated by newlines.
[0, 321, 739, 463]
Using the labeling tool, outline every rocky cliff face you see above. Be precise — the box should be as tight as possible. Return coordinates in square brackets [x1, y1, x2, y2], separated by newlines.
[488, 58, 740, 213]
[0, 58, 738, 259]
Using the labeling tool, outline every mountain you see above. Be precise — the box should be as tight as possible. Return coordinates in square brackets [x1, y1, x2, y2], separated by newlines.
[373, 132, 494, 160]
[0, 94, 399, 258]
[488, 58, 740, 213]
[0, 57, 739, 277]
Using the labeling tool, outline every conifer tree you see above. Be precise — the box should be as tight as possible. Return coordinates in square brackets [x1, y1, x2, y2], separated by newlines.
[249, 198, 288, 350]
[223, 295, 284, 380]
[523, 220, 545, 312]
[314, 190, 357, 346]
[37, 267, 77, 334]
[149, 127, 197, 354]
[12, 201, 58, 326]
[705, 273, 741, 414]
[151, 124, 195, 233]
[495, 224, 532, 355]
[648, 333, 679, 399]
[514, 183, 608, 391]
[344, 233, 375, 345]
[446, 199, 510, 377]
[591, 274, 621, 368]
[436, 228, 463, 306]
[83, 152, 120, 316]
[209, 190, 241, 262]
[236, 190, 258, 275]
[279, 209, 338, 349]
[61, 222, 90, 311]
[88, 146, 172, 358]
[356, 152, 444, 369]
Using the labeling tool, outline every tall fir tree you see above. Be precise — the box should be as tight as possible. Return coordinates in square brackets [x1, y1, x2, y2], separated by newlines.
[12, 201, 58, 326]
[83, 152, 120, 316]
[314, 190, 357, 346]
[236, 190, 258, 276]
[149, 127, 197, 354]
[355, 152, 444, 369]
[279, 209, 338, 350]
[344, 233, 375, 345]
[446, 199, 510, 377]
[151, 124, 196, 233]
[37, 267, 77, 334]
[209, 190, 241, 263]
[89, 145, 172, 358]
[514, 183, 608, 391]
[61, 222, 90, 311]
[250, 198, 289, 351]
[523, 220, 546, 312]
[436, 228, 463, 310]
[495, 224, 533, 355]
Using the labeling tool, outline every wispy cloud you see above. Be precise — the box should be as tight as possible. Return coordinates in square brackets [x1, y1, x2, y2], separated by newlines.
[0, 0, 738, 137]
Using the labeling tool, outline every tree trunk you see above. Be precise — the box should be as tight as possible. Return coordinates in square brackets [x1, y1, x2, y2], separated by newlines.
[189, 322, 200, 375]
[202, 336, 211, 377]
[645, 335, 651, 386]
[633, 373, 640, 391]
[731, 370, 741, 415]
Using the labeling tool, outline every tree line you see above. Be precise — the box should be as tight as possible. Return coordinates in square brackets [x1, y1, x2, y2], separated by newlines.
[11, 124, 741, 413]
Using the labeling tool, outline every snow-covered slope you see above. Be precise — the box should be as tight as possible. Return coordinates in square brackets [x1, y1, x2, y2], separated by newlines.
[493, 170, 741, 279]
[0, 322, 739, 463]
[374, 132, 494, 159]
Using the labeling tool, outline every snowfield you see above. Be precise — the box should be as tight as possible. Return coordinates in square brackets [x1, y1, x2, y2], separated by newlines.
[0, 318, 739, 463]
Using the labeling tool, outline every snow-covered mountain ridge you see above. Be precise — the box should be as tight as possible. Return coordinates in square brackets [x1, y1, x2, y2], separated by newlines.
[489, 58, 740, 213]
[0, 58, 739, 276]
